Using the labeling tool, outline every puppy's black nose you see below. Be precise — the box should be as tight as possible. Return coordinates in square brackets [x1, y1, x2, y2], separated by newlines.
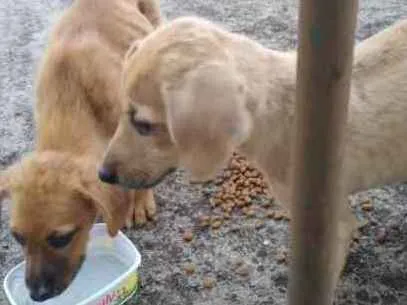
[30, 284, 54, 302]
[98, 166, 118, 184]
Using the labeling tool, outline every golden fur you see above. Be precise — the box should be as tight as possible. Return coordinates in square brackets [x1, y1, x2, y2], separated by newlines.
[0, 0, 160, 301]
[101, 17, 407, 295]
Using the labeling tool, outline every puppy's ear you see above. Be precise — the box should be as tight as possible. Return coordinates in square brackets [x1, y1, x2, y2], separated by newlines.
[73, 160, 130, 236]
[163, 62, 252, 181]
[75, 182, 130, 237]
[138, 0, 161, 27]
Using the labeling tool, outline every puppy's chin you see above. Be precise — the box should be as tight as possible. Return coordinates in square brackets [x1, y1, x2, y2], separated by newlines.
[118, 167, 176, 189]
[188, 177, 214, 185]
[184, 168, 217, 185]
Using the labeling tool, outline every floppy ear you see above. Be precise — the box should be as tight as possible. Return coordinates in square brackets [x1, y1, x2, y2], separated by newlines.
[73, 160, 130, 237]
[163, 62, 252, 181]
[75, 182, 130, 237]
[138, 0, 161, 27]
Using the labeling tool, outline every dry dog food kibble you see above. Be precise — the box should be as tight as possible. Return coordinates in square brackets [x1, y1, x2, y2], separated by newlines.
[182, 230, 194, 242]
[183, 262, 196, 275]
[212, 152, 270, 206]
[202, 277, 216, 289]
[202, 153, 291, 226]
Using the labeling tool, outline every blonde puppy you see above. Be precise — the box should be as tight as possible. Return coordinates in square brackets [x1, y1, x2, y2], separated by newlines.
[0, 0, 160, 301]
[100, 17, 407, 294]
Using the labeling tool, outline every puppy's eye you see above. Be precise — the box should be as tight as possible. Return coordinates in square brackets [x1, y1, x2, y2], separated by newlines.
[128, 107, 159, 136]
[12, 231, 26, 246]
[47, 230, 77, 249]
[133, 120, 157, 136]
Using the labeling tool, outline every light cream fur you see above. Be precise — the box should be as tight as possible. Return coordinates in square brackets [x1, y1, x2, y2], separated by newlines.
[102, 17, 407, 294]
[0, 0, 161, 299]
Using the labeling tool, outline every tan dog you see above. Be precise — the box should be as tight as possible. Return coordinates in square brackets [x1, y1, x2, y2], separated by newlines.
[0, 0, 160, 301]
[100, 17, 407, 295]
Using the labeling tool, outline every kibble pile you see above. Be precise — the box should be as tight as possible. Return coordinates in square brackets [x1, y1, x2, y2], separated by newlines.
[180, 152, 290, 286]
[210, 152, 270, 211]
[180, 153, 374, 287]
[197, 152, 291, 230]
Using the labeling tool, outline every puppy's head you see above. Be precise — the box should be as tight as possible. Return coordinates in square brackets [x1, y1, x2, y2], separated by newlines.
[1, 152, 129, 302]
[100, 18, 252, 188]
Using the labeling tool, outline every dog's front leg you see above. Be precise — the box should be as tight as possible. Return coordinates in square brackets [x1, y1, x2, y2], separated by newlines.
[126, 189, 156, 228]
[327, 200, 359, 296]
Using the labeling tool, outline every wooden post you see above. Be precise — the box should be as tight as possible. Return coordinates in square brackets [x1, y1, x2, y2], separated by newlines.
[289, 1, 359, 305]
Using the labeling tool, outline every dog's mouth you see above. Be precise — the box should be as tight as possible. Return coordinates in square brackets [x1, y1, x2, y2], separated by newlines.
[118, 167, 176, 189]
[29, 255, 86, 302]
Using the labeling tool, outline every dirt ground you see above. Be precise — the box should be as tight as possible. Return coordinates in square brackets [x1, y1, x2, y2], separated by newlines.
[1, 0, 407, 304]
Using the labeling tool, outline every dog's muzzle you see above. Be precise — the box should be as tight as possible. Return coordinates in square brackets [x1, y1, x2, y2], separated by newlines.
[118, 168, 176, 189]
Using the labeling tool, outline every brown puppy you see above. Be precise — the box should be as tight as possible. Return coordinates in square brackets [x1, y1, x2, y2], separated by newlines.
[0, 0, 160, 301]
[100, 17, 407, 296]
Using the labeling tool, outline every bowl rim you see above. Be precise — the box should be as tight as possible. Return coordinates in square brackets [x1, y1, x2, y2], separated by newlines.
[3, 223, 141, 305]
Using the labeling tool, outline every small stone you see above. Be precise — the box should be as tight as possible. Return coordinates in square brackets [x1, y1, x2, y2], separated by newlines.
[262, 201, 272, 209]
[355, 289, 369, 301]
[235, 263, 251, 276]
[236, 200, 246, 208]
[183, 230, 194, 242]
[352, 230, 361, 241]
[183, 262, 196, 275]
[214, 178, 223, 186]
[266, 211, 275, 219]
[198, 215, 211, 227]
[375, 227, 387, 243]
[361, 200, 373, 211]
[211, 220, 223, 229]
[232, 257, 245, 268]
[274, 211, 284, 220]
[256, 248, 268, 258]
[244, 196, 251, 204]
[187, 279, 200, 289]
[244, 208, 256, 218]
[255, 220, 265, 229]
[202, 277, 216, 289]
[223, 213, 231, 220]
[276, 249, 288, 264]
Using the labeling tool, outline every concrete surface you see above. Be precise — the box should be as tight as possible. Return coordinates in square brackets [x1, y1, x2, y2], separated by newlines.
[1, 0, 407, 304]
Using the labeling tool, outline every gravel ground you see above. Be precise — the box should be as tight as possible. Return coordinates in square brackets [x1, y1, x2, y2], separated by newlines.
[1, 1, 407, 305]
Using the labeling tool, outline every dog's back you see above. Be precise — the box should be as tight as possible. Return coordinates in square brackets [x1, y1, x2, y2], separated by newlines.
[35, 0, 160, 155]
[345, 20, 407, 192]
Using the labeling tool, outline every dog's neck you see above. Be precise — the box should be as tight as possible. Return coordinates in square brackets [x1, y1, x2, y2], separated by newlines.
[223, 36, 297, 204]
[224, 29, 407, 204]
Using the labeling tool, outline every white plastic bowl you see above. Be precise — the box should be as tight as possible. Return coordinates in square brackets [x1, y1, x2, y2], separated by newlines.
[3, 223, 141, 305]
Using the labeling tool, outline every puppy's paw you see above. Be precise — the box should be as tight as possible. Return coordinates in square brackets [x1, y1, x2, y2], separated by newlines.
[125, 189, 156, 228]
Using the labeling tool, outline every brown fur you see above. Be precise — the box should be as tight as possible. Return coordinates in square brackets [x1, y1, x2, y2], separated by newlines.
[101, 17, 407, 296]
[0, 0, 160, 301]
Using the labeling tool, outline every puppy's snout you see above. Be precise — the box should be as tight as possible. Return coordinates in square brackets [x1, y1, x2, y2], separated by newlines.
[27, 277, 56, 302]
[98, 165, 118, 184]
